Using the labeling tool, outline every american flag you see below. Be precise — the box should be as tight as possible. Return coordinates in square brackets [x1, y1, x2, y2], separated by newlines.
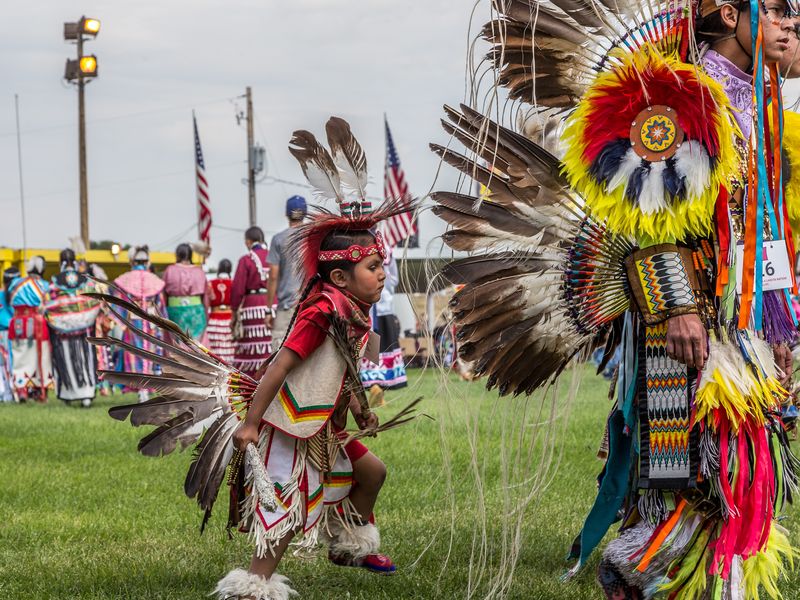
[194, 112, 212, 246]
[382, 116, 417, 248]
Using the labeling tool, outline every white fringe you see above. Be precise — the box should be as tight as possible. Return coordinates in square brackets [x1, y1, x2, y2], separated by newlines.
[245, 434, 308, 559]
[234, 358, 266, 370]
[212, 569, 297, 600]
[603, 519, 657, 588]
[236, 342, 271, 354]
[243, 324, 271, 338]
[243, 433, 362, 561]
[241, 306, 270, 320]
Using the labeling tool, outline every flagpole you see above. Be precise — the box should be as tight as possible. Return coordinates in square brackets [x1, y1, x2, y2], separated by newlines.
[14, 94, 28, 254]
[193, 109, 198, 244]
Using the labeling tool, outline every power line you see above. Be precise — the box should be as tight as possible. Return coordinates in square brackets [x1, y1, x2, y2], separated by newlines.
[0, 95, 238, 139]
[0, 159, 244, 204]
[151, 222, 197, 250]
[253, 110, 289, 197]
[212, 224, 247, 232]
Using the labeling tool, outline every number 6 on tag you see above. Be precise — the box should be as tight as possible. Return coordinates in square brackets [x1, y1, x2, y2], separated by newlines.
[735, 240, 793, 294]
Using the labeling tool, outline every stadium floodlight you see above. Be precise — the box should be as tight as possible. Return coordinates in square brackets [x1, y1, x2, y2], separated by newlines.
[81, 18, 101, 36]
[79, 55, 98, 76]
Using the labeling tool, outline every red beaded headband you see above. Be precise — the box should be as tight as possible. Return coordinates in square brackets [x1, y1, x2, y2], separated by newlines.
[317, 231, 387, 264]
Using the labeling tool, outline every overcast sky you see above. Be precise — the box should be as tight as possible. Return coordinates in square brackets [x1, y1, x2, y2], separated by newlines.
[5, 2, 800, 268]
[0, 0, 481, 265]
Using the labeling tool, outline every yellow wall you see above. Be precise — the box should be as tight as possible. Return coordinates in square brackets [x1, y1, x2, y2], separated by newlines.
[0, 248, 202, 281]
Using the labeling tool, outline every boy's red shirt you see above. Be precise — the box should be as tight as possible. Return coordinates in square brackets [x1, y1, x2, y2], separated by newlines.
[282, 282, 372, 360]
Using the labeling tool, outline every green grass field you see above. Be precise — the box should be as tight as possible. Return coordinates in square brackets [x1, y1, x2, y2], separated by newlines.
[2, 369, 800, 599]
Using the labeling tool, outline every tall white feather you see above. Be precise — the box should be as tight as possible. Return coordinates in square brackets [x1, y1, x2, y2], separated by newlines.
[325, 117, 369, 201]
[288, 130, 343, 203]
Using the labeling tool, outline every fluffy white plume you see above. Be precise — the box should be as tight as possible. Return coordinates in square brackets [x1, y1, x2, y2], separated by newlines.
[674, 141, 710, 201]
[639, 160, 667, 214]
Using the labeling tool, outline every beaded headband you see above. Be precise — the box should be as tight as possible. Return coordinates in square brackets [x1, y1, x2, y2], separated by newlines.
[318, 231, 387, 264]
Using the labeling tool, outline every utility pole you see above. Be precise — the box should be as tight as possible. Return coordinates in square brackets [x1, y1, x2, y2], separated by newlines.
[246, 86, 256, 226]
[77, 34, 89, 249]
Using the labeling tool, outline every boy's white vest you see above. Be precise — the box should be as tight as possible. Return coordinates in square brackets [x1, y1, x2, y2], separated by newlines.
[261, 336, 348, 439]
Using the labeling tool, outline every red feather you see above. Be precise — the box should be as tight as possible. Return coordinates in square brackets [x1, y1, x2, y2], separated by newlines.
[580, 56, 723, 165]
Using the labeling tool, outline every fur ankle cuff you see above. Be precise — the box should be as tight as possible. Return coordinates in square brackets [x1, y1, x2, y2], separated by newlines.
[325, 521, 381, 560]
[212, 568, 297, 600]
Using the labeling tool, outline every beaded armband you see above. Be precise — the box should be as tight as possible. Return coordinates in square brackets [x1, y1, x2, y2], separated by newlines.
[624, 244, 699, 325]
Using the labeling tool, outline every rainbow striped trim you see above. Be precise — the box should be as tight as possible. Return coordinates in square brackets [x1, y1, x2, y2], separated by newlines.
[277, 383, 334, 424]
[325, 471, 353, 488]
[272, 481, 291, 510]
[307, 486, 323, 513]
[638, 321, 697, 489]
[625, 245, 698, 325]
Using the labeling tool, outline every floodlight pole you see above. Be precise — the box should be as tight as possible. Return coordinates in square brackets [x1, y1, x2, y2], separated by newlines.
[77, 32, 89, 249]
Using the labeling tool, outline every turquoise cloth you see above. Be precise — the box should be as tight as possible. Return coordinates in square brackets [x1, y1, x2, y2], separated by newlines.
[9, 276, 49, 307]
[167, 301, 207, 340]
[568, 409, 633, 569]
[0, 295, 13, 330]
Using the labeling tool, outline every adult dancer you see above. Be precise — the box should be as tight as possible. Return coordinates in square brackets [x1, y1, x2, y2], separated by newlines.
[232, 227, 272, 377]
[0, 268, 18, 402]
[163, 243, 209, 342]
[431, 0, 799, 596]
[113, 246, 166, 402]
[9, 257, 52, 401]
[45, 249, 99, 407]
[265, 196, 307, 346]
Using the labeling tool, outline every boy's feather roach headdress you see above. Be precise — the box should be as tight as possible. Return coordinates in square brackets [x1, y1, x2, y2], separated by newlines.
[286, 116, 418, 283]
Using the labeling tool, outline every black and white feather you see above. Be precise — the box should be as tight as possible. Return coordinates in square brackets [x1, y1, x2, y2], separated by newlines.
[86, 290, 256, 527]
[433, 105, 633, 396]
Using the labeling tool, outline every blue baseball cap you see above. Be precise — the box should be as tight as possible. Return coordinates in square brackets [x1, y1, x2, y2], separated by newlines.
[286, 195, 307, 219]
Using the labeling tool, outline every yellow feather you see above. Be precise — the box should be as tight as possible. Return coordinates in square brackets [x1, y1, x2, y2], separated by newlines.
[694, 341, 783, 431]
[743, 524, 799, 600]
[783, 111, 800, 243]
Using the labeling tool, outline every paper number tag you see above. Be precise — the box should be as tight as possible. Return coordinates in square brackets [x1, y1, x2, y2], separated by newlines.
[735, 239, 793, 294]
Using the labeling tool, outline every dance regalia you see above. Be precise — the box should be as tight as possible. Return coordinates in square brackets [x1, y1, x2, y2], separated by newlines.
[113, 268, 166, 377]
[89, 117, 419, 600]
[360, 259, 407, 389]
[207, 274, 235, 364]
[430, 0, 800, 597]
[9, 275, 53, 400]
[45, 269, 100, 403]
[237, 283, 374, 556]
[231, 244, 272, 376]
[0, 292, 14, 401]
[163, 263, 209, 341]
